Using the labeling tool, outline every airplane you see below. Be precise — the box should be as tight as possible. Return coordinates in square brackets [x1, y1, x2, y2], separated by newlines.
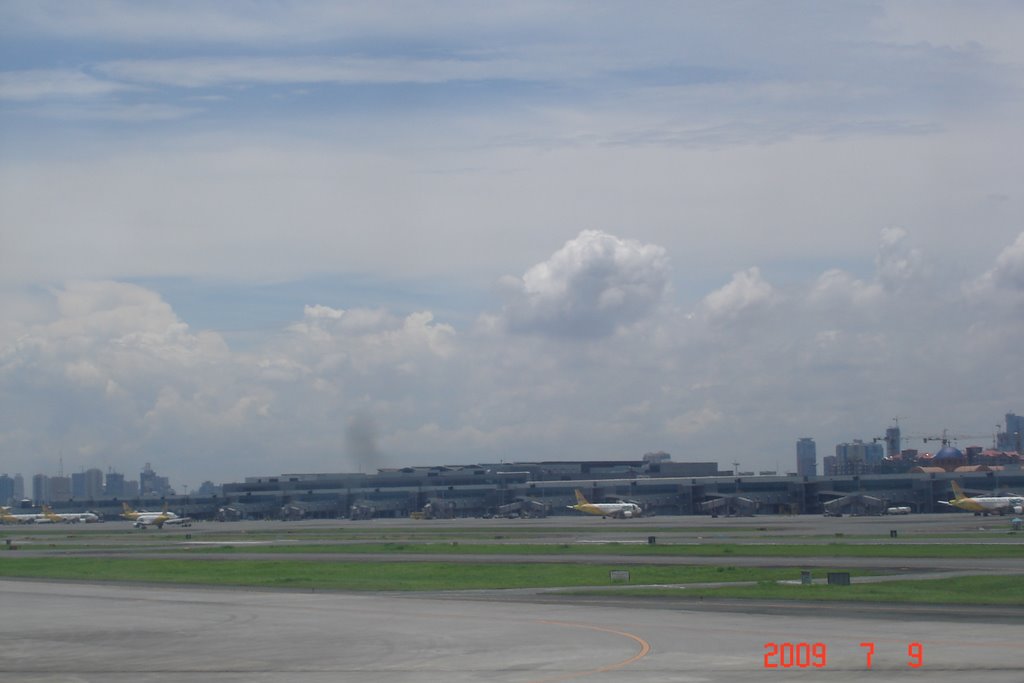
[133, 512, 192, 529]
[123, 503, 191, 529]
[567, 489, 642, 518]
[121, 502, 172, 523]
[120, 502, 145, 521]
[40, 505, 100, 523]
[0, 506, 42, 524]
[938, 481, 1024, 516]
[40, 505, 66, 523]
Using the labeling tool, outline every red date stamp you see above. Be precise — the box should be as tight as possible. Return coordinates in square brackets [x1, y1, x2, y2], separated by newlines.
[764, 642, 923, 669]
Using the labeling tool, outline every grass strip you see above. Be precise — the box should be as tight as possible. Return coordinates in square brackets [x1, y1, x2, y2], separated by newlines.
[572, 575, 1024, 605]
[0, 557, 866, 591]
[189, 541, 1024, 559]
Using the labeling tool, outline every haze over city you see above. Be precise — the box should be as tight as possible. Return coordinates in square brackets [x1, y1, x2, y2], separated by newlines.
[2, 2, 1022, 492]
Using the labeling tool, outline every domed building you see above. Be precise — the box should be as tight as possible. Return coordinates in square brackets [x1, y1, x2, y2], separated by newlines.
[931, 445, 966, 471]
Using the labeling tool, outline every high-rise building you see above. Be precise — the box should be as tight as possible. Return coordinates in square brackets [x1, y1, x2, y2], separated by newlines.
[796, 438, 817, 476]
[13, 474, 24, 501]
[83, 468, 103, 499]
[997, 413, 1023, 452]
[49, 476, 71, 502]
[71, 472, 87, 499]
[32, 474, 49, 504]
[884, 425, 901, 457]
[0, 474, 14, 506]
[822, 455, 838, 476]
[105, 471, 125, 498]
[833, 440, 884, 475]
[140, 463, 172, 496]
[72, 469, 104, 500]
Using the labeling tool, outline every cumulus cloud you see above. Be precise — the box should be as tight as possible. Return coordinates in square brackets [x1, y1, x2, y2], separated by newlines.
[988, 232, 1024, 291]
[499, 230, 670, 338]
[964, 231, 1024, 305]
[2, 225, 1023, 486]
[701, 267, 777, 320]
[304, 304, 344, 319]
[807, 268, 881, 309]
[804, 228, 928, 313]
[875, 227, 925, 292]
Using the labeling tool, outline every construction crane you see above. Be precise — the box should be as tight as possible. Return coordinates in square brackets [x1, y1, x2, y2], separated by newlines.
[917, 429, 995, 449]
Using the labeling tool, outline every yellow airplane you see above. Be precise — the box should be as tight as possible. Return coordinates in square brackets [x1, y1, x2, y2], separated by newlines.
[121, 502, 144, 521]
[40, 505, 99, 523]
[0, 506, 39, 524]
[939, 481, 1024, 516]
[123, 502, 190, 529]
[40, 505, 66, 523]
[567, 489, 642, 518]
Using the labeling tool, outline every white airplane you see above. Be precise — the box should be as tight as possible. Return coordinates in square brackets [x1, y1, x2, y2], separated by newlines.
[0, 506, 43, 524]
[938, 481, 1024, 516]
[40, 505, 100, 524]
[567, 489, 642, 518]
[123, 503, 191, 529]
[135, 513, 192, 529]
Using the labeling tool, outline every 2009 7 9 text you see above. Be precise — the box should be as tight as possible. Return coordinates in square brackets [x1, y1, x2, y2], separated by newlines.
[763, 641, 924, 669]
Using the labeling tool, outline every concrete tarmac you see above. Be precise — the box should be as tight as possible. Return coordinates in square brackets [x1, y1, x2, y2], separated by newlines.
[1, 579, 1020, 683]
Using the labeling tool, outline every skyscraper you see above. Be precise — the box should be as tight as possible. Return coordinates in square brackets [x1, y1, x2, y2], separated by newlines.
[885, 424, 901, 457]
[834, 440, 884, 474]
[105, 471, 125, 498]
[998, 413, 1023, 452]
[0, 474, 14, 506]
[796, 438, 817, 476]
[32, 474, 49, 504]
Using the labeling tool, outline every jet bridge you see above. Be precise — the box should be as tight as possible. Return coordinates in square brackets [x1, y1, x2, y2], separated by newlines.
[699, 495, 758, 517]
[821, 491, 886, 516]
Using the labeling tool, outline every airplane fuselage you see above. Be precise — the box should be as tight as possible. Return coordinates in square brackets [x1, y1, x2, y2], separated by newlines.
[948, 496, 1023, 515]
[568, 496, 642, 519]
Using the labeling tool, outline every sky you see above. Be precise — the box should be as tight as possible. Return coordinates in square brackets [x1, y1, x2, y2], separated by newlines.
[1, 1, 1023, 492]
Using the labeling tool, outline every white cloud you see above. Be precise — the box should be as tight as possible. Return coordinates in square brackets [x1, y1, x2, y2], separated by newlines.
[2, 3, 1023, 485]
[875, 227, 925, 292]
[665, 406, 723, 437]
[0, 69, 133, 101]
[95, 55, 546, 89]
[807, 269, 881, 309]
[500, 230, 670, 338]
[303, 304, 344, 319]
[35, 102, 201, 122]
[702, 267, 777, 320]
[989, 232, 1024, 291]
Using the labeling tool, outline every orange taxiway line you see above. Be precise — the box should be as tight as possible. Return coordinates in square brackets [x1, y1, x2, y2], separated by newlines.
[529, 619, 652, 683]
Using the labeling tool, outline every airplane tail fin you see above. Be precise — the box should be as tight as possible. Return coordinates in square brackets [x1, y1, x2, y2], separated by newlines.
[575, 489, 590, 506]
[122, 502, 133, 513]
[951, 481, 967, 500]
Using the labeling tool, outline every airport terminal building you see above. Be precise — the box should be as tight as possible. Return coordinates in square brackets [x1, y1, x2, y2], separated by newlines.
[33, 455, 1020, 522]
[25, 452, 1022, 522]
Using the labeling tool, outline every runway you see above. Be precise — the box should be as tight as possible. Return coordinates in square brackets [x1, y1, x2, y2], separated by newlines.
[1, 579, 1020, 682]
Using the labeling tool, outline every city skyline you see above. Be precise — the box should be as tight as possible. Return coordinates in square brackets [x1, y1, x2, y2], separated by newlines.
[2, 3, 1023, 487]
[6, 410, 1020, 497]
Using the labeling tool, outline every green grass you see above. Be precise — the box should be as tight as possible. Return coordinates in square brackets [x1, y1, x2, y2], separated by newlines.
[584, 575, 1024, 606]
[188, 540, 1024, 559]
[0, 557, 867, 591]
